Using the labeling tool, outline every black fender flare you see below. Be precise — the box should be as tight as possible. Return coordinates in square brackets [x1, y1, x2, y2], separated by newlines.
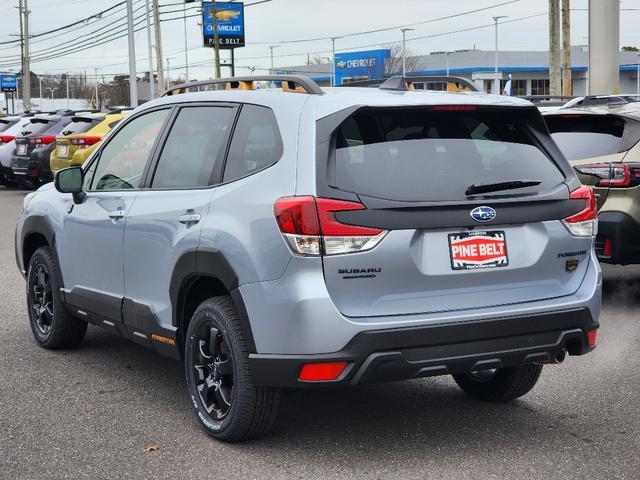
[19, 214, 60, 279]
[170, 248, 256, 353]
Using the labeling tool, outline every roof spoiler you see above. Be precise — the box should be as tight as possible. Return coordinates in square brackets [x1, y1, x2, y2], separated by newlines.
[341, 75, 481, 93]
[163, 75, 325, 97]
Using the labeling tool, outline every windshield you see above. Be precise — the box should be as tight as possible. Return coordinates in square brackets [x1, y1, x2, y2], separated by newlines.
[332, 107, 565, 202]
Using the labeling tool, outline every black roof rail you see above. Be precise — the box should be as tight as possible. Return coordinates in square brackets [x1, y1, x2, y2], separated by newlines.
[163, 75, 325, 97]
[340, 75, 481, 93]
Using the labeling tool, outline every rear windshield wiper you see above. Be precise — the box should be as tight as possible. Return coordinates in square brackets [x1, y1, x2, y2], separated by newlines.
[465, 180, 542, 196]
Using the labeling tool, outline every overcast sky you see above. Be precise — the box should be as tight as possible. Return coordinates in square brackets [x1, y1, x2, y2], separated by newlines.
[0, 0, 639, 80]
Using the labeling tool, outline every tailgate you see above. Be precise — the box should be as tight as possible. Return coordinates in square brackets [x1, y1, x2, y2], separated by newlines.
[318, 105, 590, 319]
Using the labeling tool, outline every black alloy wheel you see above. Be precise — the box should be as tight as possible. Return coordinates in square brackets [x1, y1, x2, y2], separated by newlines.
[29, 263, 54, 337]
[192, 323, 234, 420]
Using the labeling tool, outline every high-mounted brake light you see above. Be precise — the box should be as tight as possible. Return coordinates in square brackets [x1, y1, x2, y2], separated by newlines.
[575, 163, 640, 188]
[0, 135, 15, 144]
[274, 196, 387, 256]
[432, 105, 477, 111]
[70, 136, 102, 148]
[562, 185, 598, 237]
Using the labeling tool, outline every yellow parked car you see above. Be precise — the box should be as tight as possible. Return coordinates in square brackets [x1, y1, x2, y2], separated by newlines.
[50, 111, 131, 173]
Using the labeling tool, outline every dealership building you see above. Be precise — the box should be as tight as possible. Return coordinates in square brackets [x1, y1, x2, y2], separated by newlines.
[273, 47, 640, 95]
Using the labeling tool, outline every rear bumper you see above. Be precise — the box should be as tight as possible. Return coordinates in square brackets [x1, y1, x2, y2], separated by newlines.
[596, 211, 640, 265]
[250, 307, 598, 387]
[11, 150, 53, 181]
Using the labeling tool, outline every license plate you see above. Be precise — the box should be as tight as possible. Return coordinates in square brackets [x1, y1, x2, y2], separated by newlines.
[448, 231, 509, 270]
[17, 144, 27, 155]
[59, 145, 69, 156]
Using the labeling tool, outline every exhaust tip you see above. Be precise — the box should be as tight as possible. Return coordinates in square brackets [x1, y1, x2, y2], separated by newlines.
[554, 348, 568, 364]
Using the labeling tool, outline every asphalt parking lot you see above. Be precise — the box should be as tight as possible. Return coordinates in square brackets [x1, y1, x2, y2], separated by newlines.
[1, 185, 640, 480]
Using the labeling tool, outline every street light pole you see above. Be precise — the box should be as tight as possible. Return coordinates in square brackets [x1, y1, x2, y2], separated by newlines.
[153, 0, 165, 94]
[126, 0, 138, 107]
[183, 2, 189, 82]
[401, 28, 414, 77]
[66, 74, 69, 109]
[637, 53, 640, 96]
[94, 68, 100, 110]
[269, 46, 280, 73]
[212, 1, 221, 79]
[166, 57, 174, 91]
[23, 0, 31, 111]
[145, 0, 155, 99]
[493, 16, 507, 94]
[330, 37, 341, 86]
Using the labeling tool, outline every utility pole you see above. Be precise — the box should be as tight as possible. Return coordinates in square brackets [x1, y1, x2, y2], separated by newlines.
[588, 0, 619, 95]
[145, 0, 155, 99]
[66, 74, 70, 109]
[269, 46, 279, 73]
[561, 0, 572, 96]
[22, 0, 31, 111]
[38, 76, 42, 102]
[94, 68, 100, 110]
[401, 28, 414, 77]
[126, 0, 138, 107]
[330, 37, 341, 86]
[493, 16, 507, 95]
[183, 2, 190, 82]
[549, 0, 562, 96]
[212, 1, 221, 78]
[153, 0, 165, 94]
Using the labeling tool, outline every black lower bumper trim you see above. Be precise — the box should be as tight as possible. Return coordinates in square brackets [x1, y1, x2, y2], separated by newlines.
[249, 308, 598, 388]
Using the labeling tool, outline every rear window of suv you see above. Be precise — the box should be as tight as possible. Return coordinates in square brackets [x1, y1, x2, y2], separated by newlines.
[545, 114, 626, 161]
[332, 107, 565, 202]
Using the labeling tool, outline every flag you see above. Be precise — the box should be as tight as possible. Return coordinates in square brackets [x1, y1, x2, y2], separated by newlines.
[502, 74, 512, 96]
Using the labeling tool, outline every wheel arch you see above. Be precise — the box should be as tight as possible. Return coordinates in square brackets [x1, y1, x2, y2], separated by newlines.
[171, 249, 257, 358]
[20, 215, 58, 278]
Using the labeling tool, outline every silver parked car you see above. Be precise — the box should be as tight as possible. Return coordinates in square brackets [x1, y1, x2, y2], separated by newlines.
[15, 75, 601, 442]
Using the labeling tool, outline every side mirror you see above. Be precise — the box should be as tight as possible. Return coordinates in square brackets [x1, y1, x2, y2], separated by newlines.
[54, 166, 86, 204]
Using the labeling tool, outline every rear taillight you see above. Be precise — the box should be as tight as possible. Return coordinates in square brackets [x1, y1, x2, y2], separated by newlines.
[28, 135, 56, 148]
[274, 196, 387, 256]
[70, 136, 102, 148]
[0, 135, 15, 144]
[562, 185, 598, 237]
[575, 163, 640, 188]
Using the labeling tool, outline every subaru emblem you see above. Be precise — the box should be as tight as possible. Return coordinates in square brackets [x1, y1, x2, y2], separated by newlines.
[470, 206, 496, 223]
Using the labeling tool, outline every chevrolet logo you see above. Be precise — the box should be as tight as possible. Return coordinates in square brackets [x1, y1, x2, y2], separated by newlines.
[336, 61, 346, 68]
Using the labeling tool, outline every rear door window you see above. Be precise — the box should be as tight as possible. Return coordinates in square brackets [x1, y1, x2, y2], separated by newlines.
[223, 104, 283, 182]
[151, 106, 235, 189]
[332, 107, 565, 202]
[546, 115, 626, 160]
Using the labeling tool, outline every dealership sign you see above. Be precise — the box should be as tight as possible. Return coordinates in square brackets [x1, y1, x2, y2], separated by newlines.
[202, 2, 245, 49]
[334, 49, 391, 85]
[1, 74, 17, 93]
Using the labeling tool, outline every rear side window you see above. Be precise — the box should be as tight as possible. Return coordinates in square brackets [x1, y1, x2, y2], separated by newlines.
[223, 104, 283, 182]
[546, 115, 626, 160]
[151, 106, 235, 189]
[332, 107, 564, 202]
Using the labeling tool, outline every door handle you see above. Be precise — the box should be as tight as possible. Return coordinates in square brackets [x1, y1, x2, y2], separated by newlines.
[108, 210, 125, 220]
[178, 213, 201, 225]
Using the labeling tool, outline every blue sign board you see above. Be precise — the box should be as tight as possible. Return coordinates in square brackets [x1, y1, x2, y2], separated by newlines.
[334, 49, 391, 85]
[202, 2, 245, 49]
[1, 74, 17, 93]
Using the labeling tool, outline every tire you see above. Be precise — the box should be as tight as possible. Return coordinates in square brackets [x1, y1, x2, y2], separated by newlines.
[26, 246, 87, 349]
[452, 364, 543, 402]
[184, 296, 281, 442]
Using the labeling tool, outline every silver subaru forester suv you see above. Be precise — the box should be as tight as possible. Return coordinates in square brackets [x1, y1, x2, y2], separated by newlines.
[15, 75, 602, 442]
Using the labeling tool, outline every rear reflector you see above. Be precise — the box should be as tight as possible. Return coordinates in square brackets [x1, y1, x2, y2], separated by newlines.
[298, 361, 348, 382]
[274, 196, 387, 256]
[587, 329, 598, 348]
[562, 185, 598, 237]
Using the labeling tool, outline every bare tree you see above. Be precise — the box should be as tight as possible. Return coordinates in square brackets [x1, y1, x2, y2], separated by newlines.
[384, 44, 420, 75]
[309, 55, 330, 65]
